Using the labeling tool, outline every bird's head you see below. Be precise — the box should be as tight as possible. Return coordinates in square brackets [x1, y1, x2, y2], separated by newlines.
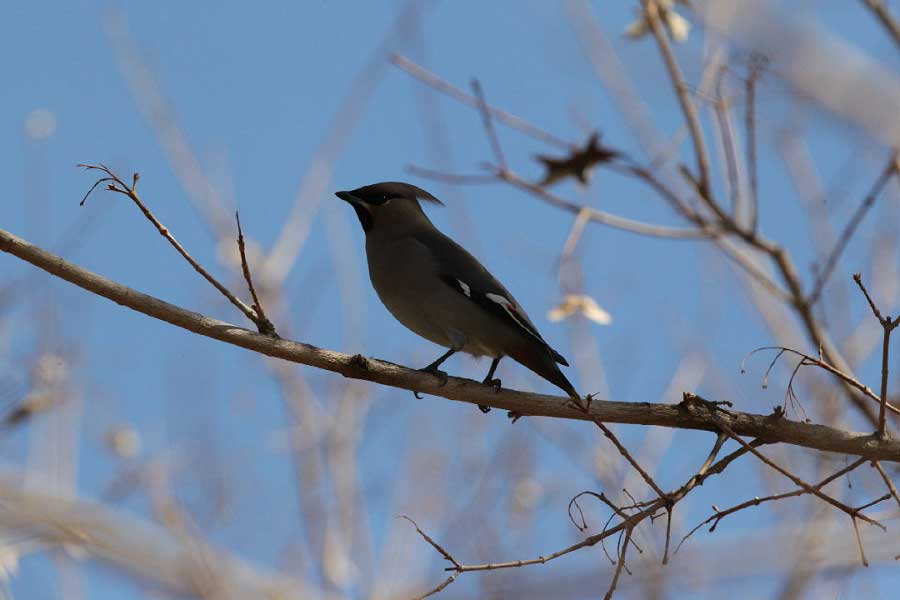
[335, 182, 443, 234]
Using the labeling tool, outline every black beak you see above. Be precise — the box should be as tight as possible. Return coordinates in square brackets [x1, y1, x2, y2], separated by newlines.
[335, 190, 360, 204]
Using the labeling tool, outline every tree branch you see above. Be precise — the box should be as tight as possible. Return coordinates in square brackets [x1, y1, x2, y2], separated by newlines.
[3, 226, 900, 461]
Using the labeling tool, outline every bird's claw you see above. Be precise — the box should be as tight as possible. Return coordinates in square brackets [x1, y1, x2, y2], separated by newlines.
[507, 411, 523, 423]
[482, 377, 502, 393]
[478, 404, 492, 413]
[419, 367, 448, 387]
[413, 391, 424, 400]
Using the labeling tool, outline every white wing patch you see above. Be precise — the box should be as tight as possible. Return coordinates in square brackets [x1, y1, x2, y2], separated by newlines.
[456, 279, 471, 297]
[485, 293, 543, 342]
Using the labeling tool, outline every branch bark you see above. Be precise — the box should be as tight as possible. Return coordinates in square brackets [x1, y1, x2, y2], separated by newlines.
[3, 227, 899, 461]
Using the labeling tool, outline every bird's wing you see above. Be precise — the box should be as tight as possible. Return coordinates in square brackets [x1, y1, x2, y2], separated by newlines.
[413, 231, 569, 366]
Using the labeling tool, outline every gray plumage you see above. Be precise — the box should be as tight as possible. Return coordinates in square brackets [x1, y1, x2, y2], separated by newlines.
[336, 182, 579, 405]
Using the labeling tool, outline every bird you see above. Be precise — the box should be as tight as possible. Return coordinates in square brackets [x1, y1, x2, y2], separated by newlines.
[335, 181, 579, 413]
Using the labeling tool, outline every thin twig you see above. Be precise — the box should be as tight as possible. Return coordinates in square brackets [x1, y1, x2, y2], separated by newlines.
[235, 212, 278, 337]
[677, 457, 867, 553]
[78, 164, 259, 326]
[644, 0, 712, 200]
[711, 415, 885, 530]
[400, 516, 461, 571]
[470, 79, 507, 172]
[871, 461, 900, 510]
[604, 528, 632, 600]
[861, 0, 900, 50]
[743, 345, 899, 416]
[390, 54, 572, 149]
[853, 272, 900, 437]
[406, 165, 499, 185]
[411, 574, 457, 600]
[744, 54, 765, 233]
[714, 66, 742, 217]
[496, 168, 715, 239]
[810, 154, 898, 305]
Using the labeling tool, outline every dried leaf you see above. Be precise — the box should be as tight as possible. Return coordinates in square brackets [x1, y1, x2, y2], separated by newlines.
[665, 10, 691, 43]
[535, 133, 620, 187]
[624, 1, 691, 43]
[548, 294, 612, 325]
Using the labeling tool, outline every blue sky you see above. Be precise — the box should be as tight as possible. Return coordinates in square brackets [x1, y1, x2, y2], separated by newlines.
[2, 1, 900, 598]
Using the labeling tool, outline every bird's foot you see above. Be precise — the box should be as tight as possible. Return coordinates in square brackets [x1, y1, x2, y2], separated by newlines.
[477, 377, 501, 413]
[482, 377, 502, 393]
[419, 366, 449, 387]
[507, 411, 523, 423]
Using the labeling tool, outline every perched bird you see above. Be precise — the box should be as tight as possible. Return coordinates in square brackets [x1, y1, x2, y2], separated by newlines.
[335, 182, 579, 412]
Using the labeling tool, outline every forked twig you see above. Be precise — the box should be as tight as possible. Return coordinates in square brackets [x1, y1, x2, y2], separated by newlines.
[235, 212, 277, 337]
[853, 273, 900, 437]
[78, 164, 273, 334]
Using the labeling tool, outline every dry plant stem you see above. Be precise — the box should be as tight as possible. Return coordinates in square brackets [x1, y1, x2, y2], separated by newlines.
[428, 441, 757, 577]
[713, 69, 742, 216]
[644, 0, 712, 200]
[390, 54, 572, 150]
[470, 79, 507, 171]
[495, 169, 716, 240]
[746, 346, 899, 415]
[744, 58, 762, 232]
[6, 227, 900, 460]
[861, 0, 900, 50]
[678, 457, 867, 553]
[401, 516, 460, 570]
[588, 414, 667, 499]
[412, 574, 458, 600]
[713, 238, 792, 303]
[770, 247, 881, 426]
[710, 414, 884, 530]
[604, 528, 633, 600]
[853, 273, 900, 437]
[810, 154, 898, 305]
[872, 461, 900, 510]
[78, 164, 258, 325]
[235, 212, 277, 336]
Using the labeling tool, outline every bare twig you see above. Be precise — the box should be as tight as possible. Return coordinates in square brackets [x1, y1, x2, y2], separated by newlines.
[713, 66, 742, 217]
[853, 272, 900, 437]
[470, 79, 507, 172]
[390, 54, 572, 149]
[604, 528, 632, 600]
[495, 168, 715, 240]
[235, 212, 278, 337]
[861, 0, 900, 50]
[400, 515, 460, 570]
[677, 457, 867, 553]
[810, 154, 898, 305]
[744, 53, 765, 233]
[743, 345, 899, 416]
[644, 0, 712, 200]
[78, 164, 259, 326]
[872, 461, 900, 510]
[710, 414, 885, 531]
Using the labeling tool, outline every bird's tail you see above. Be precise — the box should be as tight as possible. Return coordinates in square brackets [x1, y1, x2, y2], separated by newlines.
[510, 345, 580, 401]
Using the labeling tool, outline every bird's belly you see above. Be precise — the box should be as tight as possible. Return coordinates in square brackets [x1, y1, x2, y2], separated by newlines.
[370, 269, 502, 357]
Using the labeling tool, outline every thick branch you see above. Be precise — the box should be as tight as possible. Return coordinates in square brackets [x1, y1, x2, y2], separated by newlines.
[3, 227, 900, 461]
